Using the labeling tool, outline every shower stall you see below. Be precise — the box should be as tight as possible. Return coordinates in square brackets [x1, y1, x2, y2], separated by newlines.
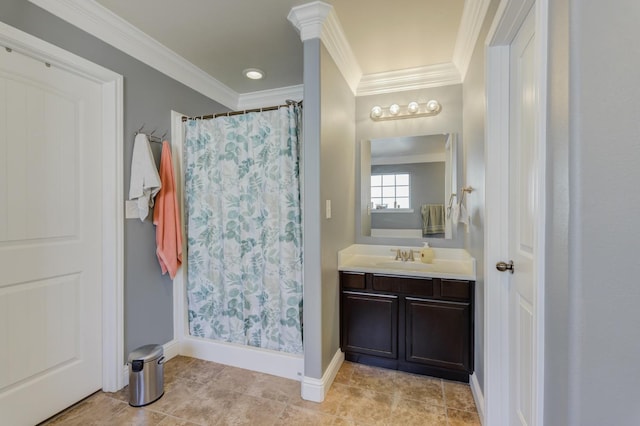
[171, 104, 304, 380]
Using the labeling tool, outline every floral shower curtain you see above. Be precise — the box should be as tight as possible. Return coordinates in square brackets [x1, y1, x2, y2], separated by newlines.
[183, 105, 303, 354]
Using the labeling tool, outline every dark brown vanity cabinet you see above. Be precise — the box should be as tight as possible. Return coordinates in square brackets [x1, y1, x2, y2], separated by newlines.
[339, 271, 474, 382]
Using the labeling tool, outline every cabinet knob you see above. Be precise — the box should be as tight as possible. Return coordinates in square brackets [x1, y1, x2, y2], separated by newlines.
[496, 260, 514, 274]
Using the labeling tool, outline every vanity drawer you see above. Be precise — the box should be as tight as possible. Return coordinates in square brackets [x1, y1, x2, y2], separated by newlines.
[373, 275, 434, 297]
[340, 272, 366, 289]
[439, 279, 471, 301]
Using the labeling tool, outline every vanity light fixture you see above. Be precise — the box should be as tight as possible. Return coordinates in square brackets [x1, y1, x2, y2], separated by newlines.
[243, 68, 265, 80]
[371, 105, 383, 118]
[369, 100, 442, 121]
[407, 101, 420, 114]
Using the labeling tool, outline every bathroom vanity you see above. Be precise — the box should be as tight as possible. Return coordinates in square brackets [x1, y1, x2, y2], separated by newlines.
[338, 245, 476, 382]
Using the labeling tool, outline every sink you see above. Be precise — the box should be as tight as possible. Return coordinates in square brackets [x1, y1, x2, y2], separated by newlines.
[338, 245, 477, 280]
[374, 261, 433, 271]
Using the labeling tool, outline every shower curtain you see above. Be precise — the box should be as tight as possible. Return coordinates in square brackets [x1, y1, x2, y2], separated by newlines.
[183, 105, 303, 355]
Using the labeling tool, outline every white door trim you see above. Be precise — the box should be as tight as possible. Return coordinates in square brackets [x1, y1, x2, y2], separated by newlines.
[0, 22, 125, 392]
[484, 0, 548, 425]
[170, 110, 187, 346]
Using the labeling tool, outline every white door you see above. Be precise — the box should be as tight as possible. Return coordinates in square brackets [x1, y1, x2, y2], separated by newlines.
[505, 7, 538, 426]
[0, 46, 103, 425]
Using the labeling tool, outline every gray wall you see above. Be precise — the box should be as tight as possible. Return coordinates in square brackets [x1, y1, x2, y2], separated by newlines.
[370, 162, 445, 234]
[461, 0, 500, 395]
[567, 1, 640, 424]
[544, 0, 570, 423]
[0, 0, 227, 357]
[320, 45, 356, 373]
[302, 39, 357, 380]
[355, 86, 464, 248]
[302, 38, 323, 379]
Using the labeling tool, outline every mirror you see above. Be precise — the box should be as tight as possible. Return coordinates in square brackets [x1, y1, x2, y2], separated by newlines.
[360, 133, 457, 239]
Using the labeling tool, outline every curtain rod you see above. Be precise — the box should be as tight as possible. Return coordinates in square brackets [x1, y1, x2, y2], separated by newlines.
[181, 99, 302, 122]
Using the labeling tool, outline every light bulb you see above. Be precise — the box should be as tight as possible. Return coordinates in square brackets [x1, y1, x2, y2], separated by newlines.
[407, 101, 420, 114]
[389, 104, 400, 115]
[243, 68, 264, 80]
[426, 100, 440, 112]
[370, 105, 383, 118]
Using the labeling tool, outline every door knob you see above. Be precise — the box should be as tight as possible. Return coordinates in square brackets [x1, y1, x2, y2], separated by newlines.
[496, 260, 514, 274]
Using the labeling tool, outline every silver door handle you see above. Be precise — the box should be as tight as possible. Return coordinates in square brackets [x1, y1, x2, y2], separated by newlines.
[496, 260, 514, 274]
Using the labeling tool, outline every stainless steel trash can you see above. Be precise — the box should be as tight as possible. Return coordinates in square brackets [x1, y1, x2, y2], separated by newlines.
[128, 344, 164, 407]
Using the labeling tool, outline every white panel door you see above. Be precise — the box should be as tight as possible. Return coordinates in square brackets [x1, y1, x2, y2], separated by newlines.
[0, 46, 103, 425]
[507, 7, 537, 426]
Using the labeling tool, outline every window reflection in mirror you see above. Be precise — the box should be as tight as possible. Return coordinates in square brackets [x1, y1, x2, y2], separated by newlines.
[360, 133, 457, 240]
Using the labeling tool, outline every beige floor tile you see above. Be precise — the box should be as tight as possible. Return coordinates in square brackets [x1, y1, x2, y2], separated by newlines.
[278, 405, 338, 425]
[211, 365, 260, 394]
[145, 377, 206, 416]
[389, 397, 447, 426]
[244, 372, 300, 403]
[43, 392, 128, 425]
[335, 385, 394, 426]
[39, 357, 480, 426]
[217, 393, 287, 426]
[171, 357, 225, 385]
[394, 371, 445, 407]
[166, 388, 238, 425]
[333, 361, 356, 385]
[349, 363, 397, 391]
[163, 356, 196, 384]
[447, 408, 481, 426]
[107, 405, 167, 425]
[331, 417, 357, 426]
[157, 415, 202, 426]
[443, 381, 477, 412]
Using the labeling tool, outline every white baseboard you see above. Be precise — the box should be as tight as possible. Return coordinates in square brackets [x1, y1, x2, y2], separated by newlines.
[469, 372, 485, 425]
[121, 340, 180, 388]
[180, 336, 304, 381]
[162, 339, 180, 361]
[301, 349, 344, 402]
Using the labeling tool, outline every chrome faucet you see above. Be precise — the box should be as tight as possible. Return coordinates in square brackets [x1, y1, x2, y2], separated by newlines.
[392, 248, 416, 262]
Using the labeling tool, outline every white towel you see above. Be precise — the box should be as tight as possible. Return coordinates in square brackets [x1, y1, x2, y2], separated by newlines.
[459, 203, 470, 233]
[458, 203, 468, 225]
[451, 203, 460, 224]
[129, 133, 161, 221]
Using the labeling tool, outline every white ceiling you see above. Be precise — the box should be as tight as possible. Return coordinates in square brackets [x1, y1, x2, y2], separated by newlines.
[94, 0, 465, 95]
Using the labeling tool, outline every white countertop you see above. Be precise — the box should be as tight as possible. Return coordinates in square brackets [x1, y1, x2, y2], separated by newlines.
[338, 244, 476, 281]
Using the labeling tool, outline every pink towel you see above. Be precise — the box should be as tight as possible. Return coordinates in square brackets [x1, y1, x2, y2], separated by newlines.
[153, 141, 183, 279]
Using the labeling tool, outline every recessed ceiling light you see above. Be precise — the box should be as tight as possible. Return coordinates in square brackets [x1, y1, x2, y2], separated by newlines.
[244, 68, 264, 80]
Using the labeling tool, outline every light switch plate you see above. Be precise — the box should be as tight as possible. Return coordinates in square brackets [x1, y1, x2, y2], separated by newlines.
[125, 200, 139, 219]
[325, 199, 332, 219]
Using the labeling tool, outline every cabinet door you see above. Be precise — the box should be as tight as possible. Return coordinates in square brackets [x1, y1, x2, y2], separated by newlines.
[341, 291, 398, 359]
[405, 297, 471, 372]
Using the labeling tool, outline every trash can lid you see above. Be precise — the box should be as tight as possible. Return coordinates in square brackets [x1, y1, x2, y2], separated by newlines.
[128, 344, 163, 363]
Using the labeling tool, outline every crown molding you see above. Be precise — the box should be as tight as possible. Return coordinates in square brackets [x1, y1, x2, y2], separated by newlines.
[288, 1, 362, 94]
[237, 84, 304, 110]
[28, 0, 238, 109]
[357, 63, 462, 96]
[287, 1, 332, 41]
[452, 0, 492, 81]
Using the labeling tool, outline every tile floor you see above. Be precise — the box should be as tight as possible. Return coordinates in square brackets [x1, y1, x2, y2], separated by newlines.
[41, 355, 480, 425]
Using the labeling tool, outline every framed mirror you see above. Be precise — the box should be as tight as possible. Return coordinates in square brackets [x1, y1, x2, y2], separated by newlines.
[360, 133, 457, 240]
